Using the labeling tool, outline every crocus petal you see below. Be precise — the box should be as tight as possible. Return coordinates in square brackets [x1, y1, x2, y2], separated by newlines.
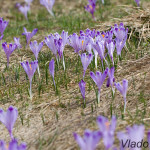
[21, 60, 38, 82]
[122, 79, 128, 98]
[0, 18, 9, 35]
[73, 132, 85, 150]
[40, 0, 55, 16]
[0, 140, 6, 150]
[14, 37, 22, 49]
[9, 139, 27, 150]
[0, 106, 18, 139]
[117, 131, 129, 150]
[30, 40, 43, 59]
[18, 5, 30, 20]
[49, 59, 55, 78]
[79, 80, 86, 101]
[97, 115, 116, 149]
[80, 53, 93, 77]
[22, 28, 38, 45]
[73, 129, 102, 150]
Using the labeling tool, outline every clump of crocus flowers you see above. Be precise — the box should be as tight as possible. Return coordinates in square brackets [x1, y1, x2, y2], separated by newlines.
[0, 106, 27, 150]
[0, 20, 129, 110]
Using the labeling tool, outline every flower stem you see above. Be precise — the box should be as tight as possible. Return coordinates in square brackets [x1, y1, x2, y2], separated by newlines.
[37, 64, 40, 78]
[63, 55, 65, 71]
[124, 98, 126, 114]
[29, 80, 32, 100]
[83, 70, 85, 79]
[9, 131, 13, 140]
[98, 90, 100, 104]
[95, 54, 97, 69]
[53, 77, 56, 90]
[112, 87, 115, 98]
[7, 57, 9, 68]
[0, 40, 2, 51]
[56, 57, 59, 69]
[104, 57, 109, 68]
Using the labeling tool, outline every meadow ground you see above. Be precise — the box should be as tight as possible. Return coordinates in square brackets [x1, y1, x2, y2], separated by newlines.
[0, 0, 150, 149]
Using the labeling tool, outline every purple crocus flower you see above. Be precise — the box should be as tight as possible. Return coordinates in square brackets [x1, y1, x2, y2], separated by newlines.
[18, 5, 30, 20]
[30, 40, 43, 77]
[55, 38, 64, 58]
[22, 27, 38, 46]
[85, 0, 97, 20]
[0, 139, 27, 150]
[21, 60, 38, 99]
[61, 30, 68, 46]
[49, 59, 56, 89]
[93, 41, 105, 61]
[0, 106, 18, 139]
[46, 31, 67, 70]
[117, 125, 145, 150]
[14, 37, 22, 49]
[95, 31, 106, 43]
[87, 37, 98, 68]
[106, 40, 115, 65]
[2, 42, 17, 67]
[73, 129, 102, 150]
[107, 67, 115, 95]
[93, 40, 108, 67]
[60, 30, 68, 54]
[40, 0, 55, 17]
[0, 140, 5, 150]
[80, 29, 96, 38]
[115, 38, 127, 56]
[45, 34, 58, 59]
[56, 31, 68, 70]
[30, 40, 43, 60]
[0, 18, 9, 35]
[97, 115, 117, 149]
[114, 23, 128, 56]
[86, 38, 93, 54]
[68, 33, 80, 53]
[91, 29, 96, 38]
[79, 35, 90, 52]
[114, 23, 128, 41]
[135, 0, 140, 7]
[79, 80, 86, 104]
[90, 68, 108, 103]
[80, 53, 93, 78]
[105, 30, 114, 42]
[115, 79, 128, 113]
